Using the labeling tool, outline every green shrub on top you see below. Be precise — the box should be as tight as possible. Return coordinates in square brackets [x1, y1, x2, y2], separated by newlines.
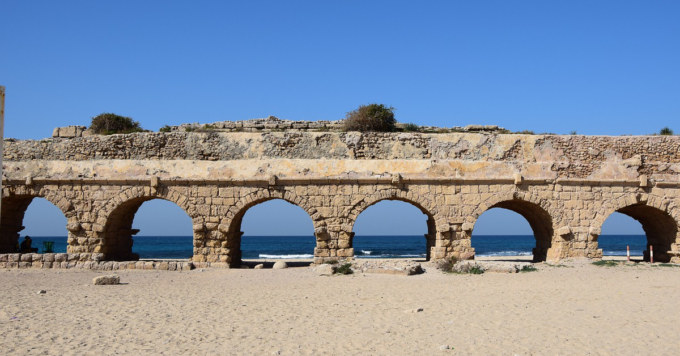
[89, 113, 144, 135]
[343, 104, 396, 132]
[660, 127, 674, 135]
[402, 123, 421, 132]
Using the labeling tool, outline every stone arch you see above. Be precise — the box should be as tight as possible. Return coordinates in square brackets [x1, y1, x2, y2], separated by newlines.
[467, 190, 556, 262]
[224, 188, 322, 230]
[221, 187, 323, 266]
[345, 188, 440, 260]
[1, 186, 75, 253]
[592, 194, 679, 262]
[95, 186, 196, 260]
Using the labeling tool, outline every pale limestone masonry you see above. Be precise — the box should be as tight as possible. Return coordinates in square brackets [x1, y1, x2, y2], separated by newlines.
[52, 125, 89, 138]
[2, 129, 680, 268]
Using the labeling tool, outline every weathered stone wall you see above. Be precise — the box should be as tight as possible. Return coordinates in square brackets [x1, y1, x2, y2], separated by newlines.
[7, 132, 680, 180]
[2, 130, 680, 267]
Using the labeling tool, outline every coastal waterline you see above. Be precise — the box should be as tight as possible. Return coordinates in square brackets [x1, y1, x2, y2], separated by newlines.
[27, 235, 650, 259]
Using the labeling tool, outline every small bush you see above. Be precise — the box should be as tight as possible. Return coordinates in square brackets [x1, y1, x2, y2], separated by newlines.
[192, 124, 217, 133]
[547, 264, 571, 268]
[335, 263, 353, 275]
[592, 260, 619, 267]
[343, 104, 396, 132]
[660, 127, 674, 135]
[89, 113, 144, 135]
[655, 263, 680, 268]
[520, 265, 538, 273]
[159, 125, 172, 133]
[434, 256, 458, 272]
[468, 265, 485, 274]
[402, 123, 421, 132]
[324, 259, 339, 265]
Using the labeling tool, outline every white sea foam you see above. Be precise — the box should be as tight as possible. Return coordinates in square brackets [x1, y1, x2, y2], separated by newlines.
[602, 250, 644, 256]
[361, 250, 372, 255]
[355, 254, 426, 258]
[476, 251, 532, 257]
[258, 254, 314, 259]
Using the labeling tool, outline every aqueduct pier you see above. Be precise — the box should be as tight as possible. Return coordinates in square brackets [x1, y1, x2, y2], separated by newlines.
[2, 129, 680, 268]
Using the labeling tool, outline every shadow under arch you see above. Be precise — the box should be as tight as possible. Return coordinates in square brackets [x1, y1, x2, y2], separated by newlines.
[223, 189, 320, 267]
[97, 187, 195, 261]
[471, 198, 554, 262]
[346, 190, 439, 261]
[596, 202, 678, 262]
[1, 190, 73, 253]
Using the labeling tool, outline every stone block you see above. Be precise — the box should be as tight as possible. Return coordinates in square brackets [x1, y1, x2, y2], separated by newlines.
[314, 248, 330, 257]
[557, 226, 572, 236]
[93, 275, 120, 285]
[60, 126, 77, 138]
[589, 226, 601, 236]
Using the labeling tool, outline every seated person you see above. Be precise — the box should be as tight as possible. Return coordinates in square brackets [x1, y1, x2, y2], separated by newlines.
[20, 236, 39, 253]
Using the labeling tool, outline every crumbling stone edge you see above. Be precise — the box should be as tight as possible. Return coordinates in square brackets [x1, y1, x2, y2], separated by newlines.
[0, 253, 207, 271]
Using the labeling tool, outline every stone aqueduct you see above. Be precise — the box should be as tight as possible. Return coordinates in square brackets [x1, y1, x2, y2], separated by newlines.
[2, 127, 680, 268]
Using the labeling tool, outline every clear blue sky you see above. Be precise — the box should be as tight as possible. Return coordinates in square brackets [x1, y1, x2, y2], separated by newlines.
[4, 1, 673, 236]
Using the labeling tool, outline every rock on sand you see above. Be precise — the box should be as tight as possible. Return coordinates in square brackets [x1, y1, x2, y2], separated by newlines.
[93, 275, 120, 285]
[272, 261, 288, 269]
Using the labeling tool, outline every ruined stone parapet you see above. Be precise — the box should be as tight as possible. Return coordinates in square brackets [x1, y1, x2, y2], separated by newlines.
[171, 117, 506, 134]
[5, 131, 680, 181]
[174, 116, 345, 133]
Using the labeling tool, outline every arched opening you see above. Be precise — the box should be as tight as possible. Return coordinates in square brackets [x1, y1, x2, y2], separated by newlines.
[471, 200, 554, 262]
[0, 196, 67, 253]
[130, 200, 193, 259]
[229, 199, 315, 266]
[351, 200, 433, 260]
[598, 204, 677, 262]
[471, 208, 534, 259]
[599, 212, 645, 258]
[102, 198, 192, 260]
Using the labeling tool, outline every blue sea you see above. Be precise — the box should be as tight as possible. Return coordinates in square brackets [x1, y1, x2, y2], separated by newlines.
[27, 235, 649, 259]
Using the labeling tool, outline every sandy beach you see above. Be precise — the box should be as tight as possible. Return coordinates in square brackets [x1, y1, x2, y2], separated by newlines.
[2, 259, 680, 355]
